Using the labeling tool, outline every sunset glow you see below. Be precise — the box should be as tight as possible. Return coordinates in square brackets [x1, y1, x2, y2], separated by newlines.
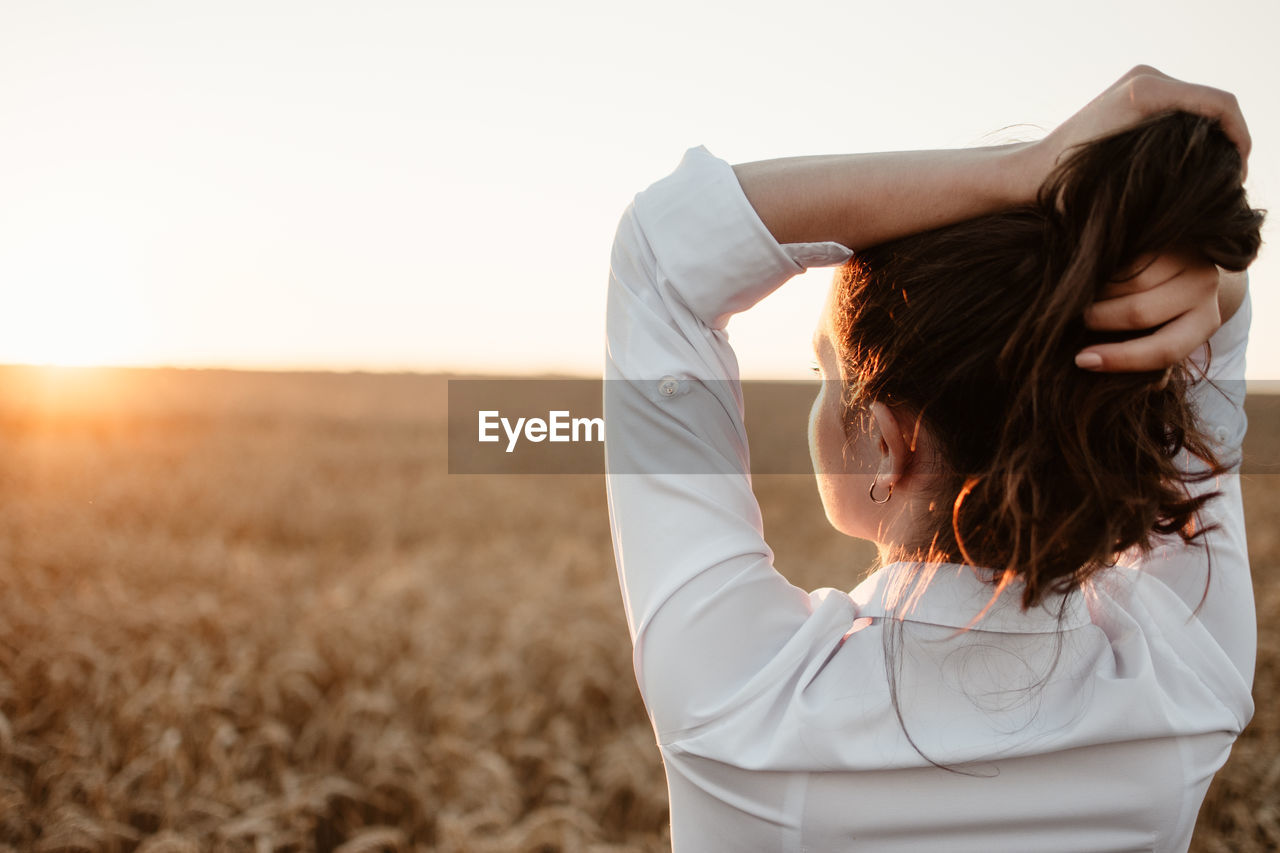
[1, 191, 154, 366]
[4, 279, 151, 368]
[0, 1, 1275, 378]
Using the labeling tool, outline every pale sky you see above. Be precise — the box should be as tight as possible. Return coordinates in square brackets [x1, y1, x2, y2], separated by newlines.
[1, 0, 1277, 378]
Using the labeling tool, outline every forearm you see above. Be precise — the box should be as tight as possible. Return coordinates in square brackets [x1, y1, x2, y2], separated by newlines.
[1218, 268, 1248, 325]
[731, 141, 1045, 251]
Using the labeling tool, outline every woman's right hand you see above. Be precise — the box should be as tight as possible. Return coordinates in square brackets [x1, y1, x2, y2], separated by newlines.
[1074, 250, 1232, 372]
[1026, 65, 1251, 190]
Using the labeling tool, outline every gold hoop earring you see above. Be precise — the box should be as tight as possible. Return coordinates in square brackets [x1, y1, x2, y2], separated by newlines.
[869, 477, 893, 504]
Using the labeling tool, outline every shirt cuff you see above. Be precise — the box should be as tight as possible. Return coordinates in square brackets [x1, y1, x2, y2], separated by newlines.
[631, 145, 853, 330]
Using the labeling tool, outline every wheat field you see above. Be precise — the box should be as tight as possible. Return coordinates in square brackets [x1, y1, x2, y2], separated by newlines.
[0, 365, 1276, 852]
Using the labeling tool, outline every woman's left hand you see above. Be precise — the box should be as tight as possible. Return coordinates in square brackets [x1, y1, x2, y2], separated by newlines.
[1032, 66, 1251, 188]
[1074, 250, 1223, 372]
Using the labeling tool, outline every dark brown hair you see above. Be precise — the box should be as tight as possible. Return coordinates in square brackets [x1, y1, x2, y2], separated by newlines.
[834, 110, 1265, 610]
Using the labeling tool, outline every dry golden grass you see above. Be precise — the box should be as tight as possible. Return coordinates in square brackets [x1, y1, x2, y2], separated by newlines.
[0, 365, 1275, 851]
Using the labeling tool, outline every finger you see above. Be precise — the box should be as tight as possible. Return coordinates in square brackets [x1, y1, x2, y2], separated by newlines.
[1084, 292, 1187, 332]
[1130, 73, 1251, 157]
[1099, 252, 1169, 299]
[1128, 74, 1251, 179]
[1075, 302, 1220, 372]
[1085, 266, 1217, 330]
[1099, 249, 1215, 300]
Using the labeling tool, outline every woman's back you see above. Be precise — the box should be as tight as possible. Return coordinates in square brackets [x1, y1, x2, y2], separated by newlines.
[668, 734, 1218, 851]
[603, 141, 1254, 852]
[657, 551, 1249, 850]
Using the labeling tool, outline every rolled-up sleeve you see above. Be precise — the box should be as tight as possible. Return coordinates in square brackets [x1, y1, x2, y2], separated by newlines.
[603, 146, 853, 740]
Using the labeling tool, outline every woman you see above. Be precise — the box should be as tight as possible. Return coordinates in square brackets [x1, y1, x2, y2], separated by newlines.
[603, 66, 1263, 852]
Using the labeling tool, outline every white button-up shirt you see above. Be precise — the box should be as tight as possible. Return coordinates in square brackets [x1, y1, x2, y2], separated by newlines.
[603, 145, 1254, 852]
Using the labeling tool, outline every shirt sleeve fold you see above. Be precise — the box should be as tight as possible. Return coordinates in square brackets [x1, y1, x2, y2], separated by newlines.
[1121, 284, 1255, 697]
[603, 145, 853, 739]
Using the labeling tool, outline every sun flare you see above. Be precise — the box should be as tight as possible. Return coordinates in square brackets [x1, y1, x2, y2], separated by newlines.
[0, 197, 153, 368]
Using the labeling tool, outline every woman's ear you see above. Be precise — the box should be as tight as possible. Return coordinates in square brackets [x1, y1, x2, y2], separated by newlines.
[868, 401, 910, 487]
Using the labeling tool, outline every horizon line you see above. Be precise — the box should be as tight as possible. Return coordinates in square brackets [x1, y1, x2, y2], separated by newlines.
[3, 361, 1280, 393]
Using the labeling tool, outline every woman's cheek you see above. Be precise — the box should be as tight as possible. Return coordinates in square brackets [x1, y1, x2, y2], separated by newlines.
[808, 383, 838, 478]
[809, 383, 851, 527]
[810, 388, 881, 539]
[817, 385, 852, 476]
[808, 386, 823, 474]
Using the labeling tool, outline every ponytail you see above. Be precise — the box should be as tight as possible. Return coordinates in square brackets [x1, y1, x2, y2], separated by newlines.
[834, 110, 1265, 607]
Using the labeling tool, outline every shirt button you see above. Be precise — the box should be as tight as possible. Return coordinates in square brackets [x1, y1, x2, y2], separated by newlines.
[1214, 425, 1230, 443]
[658, 376, 679, 397]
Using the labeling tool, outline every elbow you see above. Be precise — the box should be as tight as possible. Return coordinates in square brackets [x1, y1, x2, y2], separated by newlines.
[605, 202, 664, 322]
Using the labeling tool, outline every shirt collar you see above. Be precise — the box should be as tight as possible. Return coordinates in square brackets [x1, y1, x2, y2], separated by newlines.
[849, 560, 1092, 634]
